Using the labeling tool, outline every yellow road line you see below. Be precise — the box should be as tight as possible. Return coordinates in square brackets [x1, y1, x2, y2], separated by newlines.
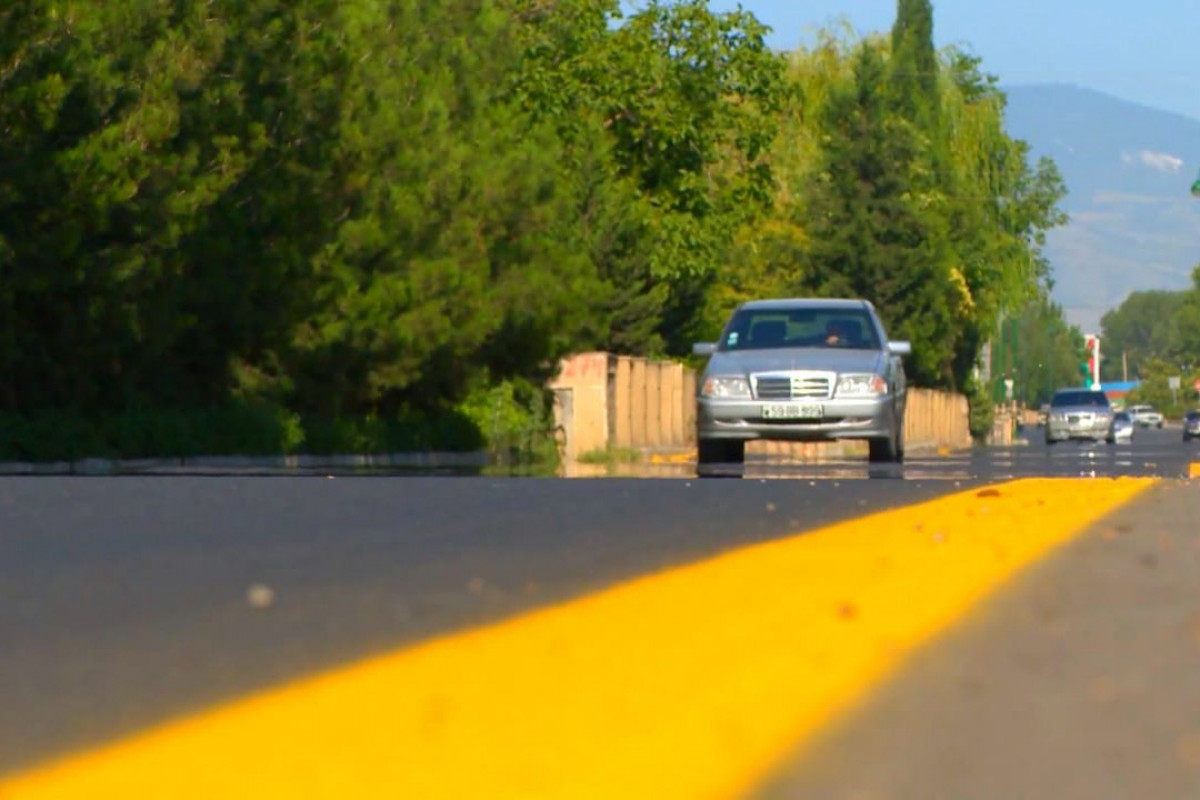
[1, 478, 1153, 799]
[648, 451, 695, 464]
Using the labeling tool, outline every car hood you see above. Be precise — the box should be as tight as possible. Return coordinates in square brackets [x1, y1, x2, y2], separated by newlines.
[703, 348, 885, 376]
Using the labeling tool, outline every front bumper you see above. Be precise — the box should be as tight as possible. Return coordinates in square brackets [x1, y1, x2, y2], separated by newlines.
[1046, 418, 1111, 441]
[697, 395, 895, 441]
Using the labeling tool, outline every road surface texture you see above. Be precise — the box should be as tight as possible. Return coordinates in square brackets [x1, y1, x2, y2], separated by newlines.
[761, 478, 1200, 800]
[0, 426, 1197, 797]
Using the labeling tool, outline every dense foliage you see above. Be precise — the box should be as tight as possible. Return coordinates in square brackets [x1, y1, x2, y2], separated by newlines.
[989, 297, 1086, 408]
[1099, 266, 1200, 382]
[0, 0, 1067, 458]
[1100, 263, 1200, 415]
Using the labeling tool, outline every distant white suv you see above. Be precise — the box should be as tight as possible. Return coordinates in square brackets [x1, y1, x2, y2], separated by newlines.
[1126, 404, 1164, 429]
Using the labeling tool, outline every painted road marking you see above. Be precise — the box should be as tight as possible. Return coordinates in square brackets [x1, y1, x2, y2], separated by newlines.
[1, 478, 1154, 799]
[1189, 462, 1200, 479]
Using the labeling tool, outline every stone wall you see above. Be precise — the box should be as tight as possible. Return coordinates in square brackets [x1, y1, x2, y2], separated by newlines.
[550, 353, 973, 461]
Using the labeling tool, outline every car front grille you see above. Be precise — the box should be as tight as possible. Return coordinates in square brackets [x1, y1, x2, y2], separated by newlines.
[754, 377, 792, 399]
[790, 375, 831, 398]
[753, 373, 833, 400]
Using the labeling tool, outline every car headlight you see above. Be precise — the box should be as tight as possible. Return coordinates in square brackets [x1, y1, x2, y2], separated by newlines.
[836, 374, 887, 397]
[701, 375, 751, 399]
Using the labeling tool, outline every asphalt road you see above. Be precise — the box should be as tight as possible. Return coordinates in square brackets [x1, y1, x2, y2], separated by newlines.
[1, 426, 1197, 789]
[0, 473, 965, 773]
[763, 478, 1200, 800]
[665, 424, 1198, 481]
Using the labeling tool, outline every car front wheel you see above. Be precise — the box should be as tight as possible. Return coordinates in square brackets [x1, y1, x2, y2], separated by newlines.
[868, 412, 903, 464]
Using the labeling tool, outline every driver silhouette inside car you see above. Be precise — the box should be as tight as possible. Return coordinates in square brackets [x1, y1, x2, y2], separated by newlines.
[823, 320, 848, 346]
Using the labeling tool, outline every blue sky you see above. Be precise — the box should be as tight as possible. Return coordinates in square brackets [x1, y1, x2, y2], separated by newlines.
[705, 0, 1200, 122]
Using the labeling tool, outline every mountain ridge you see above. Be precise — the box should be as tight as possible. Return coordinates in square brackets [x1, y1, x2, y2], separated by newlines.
[1000, 83, 1200, 332]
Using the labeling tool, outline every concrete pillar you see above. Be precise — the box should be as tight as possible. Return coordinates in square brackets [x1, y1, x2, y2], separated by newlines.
[547, 353, 610, 460]
[630, 358, 647, 448]
[613, 357, 632, 449]
[683, 369, 698, 444]
[646, 361, 662, 447]
[667, 362, 684, 446]
[552, 388, 574, 463]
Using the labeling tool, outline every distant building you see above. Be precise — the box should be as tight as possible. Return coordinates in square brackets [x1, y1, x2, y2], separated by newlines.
[1101, 380, 1140, 405]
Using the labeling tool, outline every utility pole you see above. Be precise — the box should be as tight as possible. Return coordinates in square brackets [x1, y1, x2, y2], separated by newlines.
[1122, 351, 1128, 383]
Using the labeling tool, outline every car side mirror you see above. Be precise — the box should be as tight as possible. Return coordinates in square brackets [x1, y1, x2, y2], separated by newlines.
[692, 342, 717, 357]
[887, 340, 912, 356]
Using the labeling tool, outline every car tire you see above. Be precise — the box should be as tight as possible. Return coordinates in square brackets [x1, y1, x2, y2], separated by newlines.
[868, 437, 896, 463]
[867, 407, 904, 464]
[1106, 436, 1115, 445]
[696, 438, 745, 478]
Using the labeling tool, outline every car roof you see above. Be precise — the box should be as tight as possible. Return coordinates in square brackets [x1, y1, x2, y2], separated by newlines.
[737, 298, 872, 312]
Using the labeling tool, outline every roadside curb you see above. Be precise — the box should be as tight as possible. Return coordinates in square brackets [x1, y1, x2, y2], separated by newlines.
[0, 442, 982, 475]
[0, 451, 493, 476]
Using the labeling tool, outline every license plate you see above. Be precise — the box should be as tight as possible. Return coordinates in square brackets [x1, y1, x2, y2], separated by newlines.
[762, 403, 823, 420]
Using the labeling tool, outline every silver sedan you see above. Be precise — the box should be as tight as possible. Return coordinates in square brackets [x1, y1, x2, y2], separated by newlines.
[693, 298, 910, 475]
[1044, 389, 1115, 444]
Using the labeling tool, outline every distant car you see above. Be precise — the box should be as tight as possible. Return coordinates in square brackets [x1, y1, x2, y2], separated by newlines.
[1045, 389, 1114, 445]
[1110, 411, 1134, 442]
[1127, 404, 1164, 429]
[692, 298, 910, 475]
[1183, 410, 1200, 441]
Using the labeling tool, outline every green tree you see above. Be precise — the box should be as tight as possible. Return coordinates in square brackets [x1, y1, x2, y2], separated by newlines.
[799, 40, 960, 386]
[1098, 289, 1195, 381]
[599, 0, 787, 353]
[998, 296, 1086, 407]
[889, 0, 939, 125]
[1124, 357, 1200, 417]
[0, 1, 261, 412]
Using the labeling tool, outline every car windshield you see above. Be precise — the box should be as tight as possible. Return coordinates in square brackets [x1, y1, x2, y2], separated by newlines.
[719, 307, 881, 351]
[1114, 412, 1131, 422]
[1187, 411, 1200, 421]
[1051, 391, 1109, 408]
